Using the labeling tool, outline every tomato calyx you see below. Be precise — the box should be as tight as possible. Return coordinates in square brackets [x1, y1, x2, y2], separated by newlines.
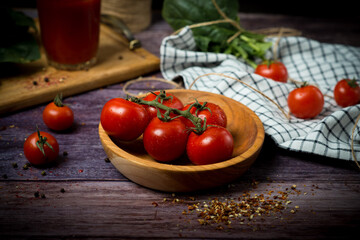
[129, 90, 207, 134]
[35, 127, 55, 156]
[346, 79, 359, 88]
[53, 93, 64, 107]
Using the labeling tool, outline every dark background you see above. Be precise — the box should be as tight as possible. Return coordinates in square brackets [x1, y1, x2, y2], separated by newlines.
[1, 0, 358, 18]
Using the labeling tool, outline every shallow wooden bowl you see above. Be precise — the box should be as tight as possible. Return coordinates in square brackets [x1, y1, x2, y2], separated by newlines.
[99, 89, 264, 192]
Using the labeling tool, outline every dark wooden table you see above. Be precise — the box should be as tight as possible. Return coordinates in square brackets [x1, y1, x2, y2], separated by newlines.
[1, 11, 360, 239]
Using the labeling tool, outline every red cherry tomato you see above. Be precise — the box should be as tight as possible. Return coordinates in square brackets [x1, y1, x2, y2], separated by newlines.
[143, 118, 188, 162]
[43, 94, 74, 131]
[182, 102, 227, 128]
[142, 91, 184, 119]
[24, 129, 59, 165]
[186, 126, 234, 165]
[100, 98, 150, 141]
[334, 79, 360, 107]
[255, 61, 288, 83]
[287, 84, 324, 119]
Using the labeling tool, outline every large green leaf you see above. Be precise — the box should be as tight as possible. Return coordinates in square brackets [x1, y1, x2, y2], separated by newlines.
[162, 0, 272, 68]
[162, 0, 239, 45]
[0, 8, 40, 63]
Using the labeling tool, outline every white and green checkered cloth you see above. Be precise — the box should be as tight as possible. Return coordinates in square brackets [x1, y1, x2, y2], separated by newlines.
[160, 27, 360, 161]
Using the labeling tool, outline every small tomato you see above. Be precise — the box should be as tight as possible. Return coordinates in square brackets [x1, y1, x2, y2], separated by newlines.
[288, 84, 324, 119]
[334, 79, 360, 107]
[100, 98, 150, 141]
[255, 60, 288, 83]
[143, 118, 188, 162]
[43, 93, 74, 131]
[186, 126, 234, 165]
[24, 128, 59, 165]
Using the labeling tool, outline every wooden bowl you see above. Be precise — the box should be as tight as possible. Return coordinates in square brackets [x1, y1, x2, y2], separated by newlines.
[99, 89, 264, 192]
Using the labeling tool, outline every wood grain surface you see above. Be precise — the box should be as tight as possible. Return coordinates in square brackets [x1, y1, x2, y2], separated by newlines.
[0, 11, 360, 240]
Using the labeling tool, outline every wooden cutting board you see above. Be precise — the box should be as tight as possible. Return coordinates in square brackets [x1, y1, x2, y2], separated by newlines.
[0, 24, 160, 115]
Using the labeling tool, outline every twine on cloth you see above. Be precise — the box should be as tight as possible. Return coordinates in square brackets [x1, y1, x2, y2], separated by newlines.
[188, 72, 290, 120]
[122, 77, 183, 97]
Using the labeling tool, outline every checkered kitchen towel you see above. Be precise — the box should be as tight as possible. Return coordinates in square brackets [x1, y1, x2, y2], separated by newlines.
[160, 27, 360, 161]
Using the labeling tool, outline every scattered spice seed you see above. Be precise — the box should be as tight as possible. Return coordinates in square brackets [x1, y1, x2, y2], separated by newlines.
[63, 151, 68, 157]
[44, 77, 49, 82]
[60, 188, 65, 193]
[34, 191, 40, 198]
[33, 81, 38, 86]
[41, 193, 46, 199]
[152, 201, 159, 207]
[23, 163, 31, 170]
[170, 181, 307, 230]
[41, 171, 46, 176]
[2, 174, 8, 179]
[12, 162, 18, 168]
[104, 157, 110, 163]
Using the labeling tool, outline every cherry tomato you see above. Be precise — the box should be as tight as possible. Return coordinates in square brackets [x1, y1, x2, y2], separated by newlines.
[186, 126, 234, 165]
[255, 61, 288, 83]
[287, 84, 324, 119]
[334, 79, 360, 107]
[143, 118, 188, 162]
[43, 94, 74, 131]
[142, 91, 184, 119]
[182, 102, 227, 128]
[24, 129, 59, 165]
[100, 98, 150, 141]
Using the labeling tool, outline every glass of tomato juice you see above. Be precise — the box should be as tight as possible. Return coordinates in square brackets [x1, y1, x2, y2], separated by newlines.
[37, 0, 101, 70]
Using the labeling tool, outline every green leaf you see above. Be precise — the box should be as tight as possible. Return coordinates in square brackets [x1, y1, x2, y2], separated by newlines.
[163, 0, 239, 43]
[162, 0, 272, 67]
[0, 8, 41, 63]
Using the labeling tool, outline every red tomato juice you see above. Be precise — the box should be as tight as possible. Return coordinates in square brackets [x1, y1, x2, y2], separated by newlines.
[37, 0, 101, 66]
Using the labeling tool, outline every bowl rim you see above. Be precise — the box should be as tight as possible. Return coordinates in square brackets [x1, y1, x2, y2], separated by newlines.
[99, 89, 265, 173]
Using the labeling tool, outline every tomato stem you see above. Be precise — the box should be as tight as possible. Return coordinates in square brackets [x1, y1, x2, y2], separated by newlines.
[36, 126, 54, 156]
[53, 93, 64, 107]
[129, 90, 207, 133]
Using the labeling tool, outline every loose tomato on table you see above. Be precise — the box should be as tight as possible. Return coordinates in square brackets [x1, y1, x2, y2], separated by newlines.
[142, 91, 184, 119]
[100, 98, 150, 141]
[143, 117, 188, 162]
[182, 102, 227, 128]
[186, 126, 234, 165]
[287, 84, 324, 119]
[254, 60, 288, 83]
[334, 79, 360, 107]
[43, 93, 74, 131]
[24, 128, 59, 165]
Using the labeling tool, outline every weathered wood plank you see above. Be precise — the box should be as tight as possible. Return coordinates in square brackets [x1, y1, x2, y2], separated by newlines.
[0, 180, 359, 239]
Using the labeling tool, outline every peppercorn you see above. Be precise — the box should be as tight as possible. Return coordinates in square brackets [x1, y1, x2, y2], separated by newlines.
[34, 191, 40, 198]
[23, 163, 31, 170]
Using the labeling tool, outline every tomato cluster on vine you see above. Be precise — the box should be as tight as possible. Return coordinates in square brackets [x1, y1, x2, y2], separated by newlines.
[100, 91, 234, 165]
